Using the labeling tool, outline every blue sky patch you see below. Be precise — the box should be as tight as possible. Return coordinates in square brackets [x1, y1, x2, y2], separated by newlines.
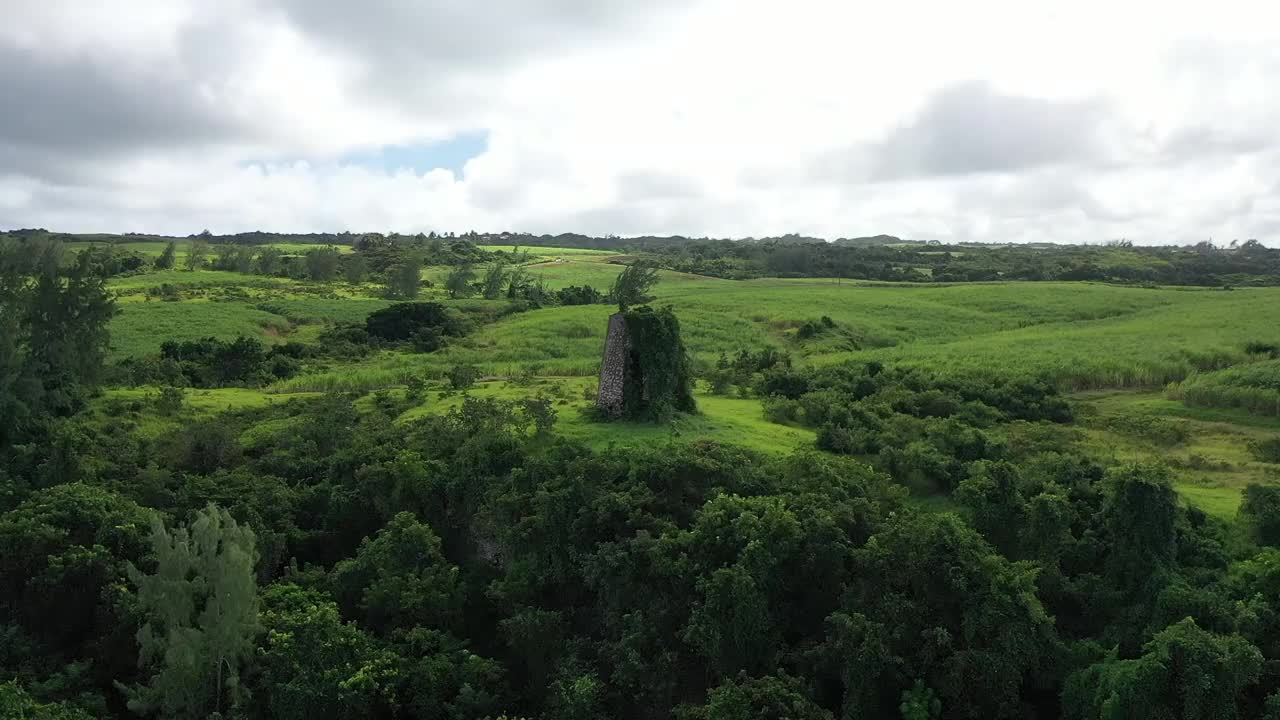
[341, 131, 488, 177]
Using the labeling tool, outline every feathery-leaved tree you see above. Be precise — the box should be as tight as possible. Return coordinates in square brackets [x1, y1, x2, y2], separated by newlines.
[482, 261, 507, 299]
[445, 264, 476, 299]
[610, 261, 659, 312]
[154, 241, 177, 270]
[120, 504, 258, 720]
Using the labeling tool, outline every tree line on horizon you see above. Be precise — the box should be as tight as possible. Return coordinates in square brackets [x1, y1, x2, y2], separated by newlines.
[6, 226, 1279, 287]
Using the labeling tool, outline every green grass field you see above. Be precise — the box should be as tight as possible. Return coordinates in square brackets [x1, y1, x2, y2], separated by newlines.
[1074, 390, 1280, 518]
[68, 240, 354, 257]
[93, 258, 1280, 516]
[395, 378, 816, 454]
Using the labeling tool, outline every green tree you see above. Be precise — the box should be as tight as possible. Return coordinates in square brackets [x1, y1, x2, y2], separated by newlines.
[1104, 463, 1178, 593]
[678, 673, 831, 720]
[448, 364, 481, 391]
[184, 238, 209, 271]
[330, 512, 462, 635]
[955, 460, 1026, 556]
[482, 261, 507, 299]
[519, 395, 558, 435]
[121, 504, 259, 719]
[154, 242, 177, 270]
[251, 584, 394, 720]
[19, 253, 116, 421]
[445, 264, 476, 299]
[1063, 618, 1262, 720]
[343, 253, 368, 285]
[0, 681, 95, 720]
[828, 513, 1057, 719]
[255, 247, 284, 276]
[505, 265, 528, 299]
[610, 261, 659, 311]
[0, 483, 153, 660]
[386, 254, 423, 299]
[304, 246, 342, 282]
[1241, 483, 1280, 547]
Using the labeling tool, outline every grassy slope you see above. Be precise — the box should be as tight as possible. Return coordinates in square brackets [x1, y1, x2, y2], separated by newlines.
[394, 377, 815, 454]
[98, 256, 1280, 514]
[1074, 390, 1280, 519]
[277, 267, 1280, 392]
[68, 240, 354, 257]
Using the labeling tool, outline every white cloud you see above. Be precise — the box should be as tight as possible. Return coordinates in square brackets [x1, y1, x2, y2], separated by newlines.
[1, 0, 1279, 245]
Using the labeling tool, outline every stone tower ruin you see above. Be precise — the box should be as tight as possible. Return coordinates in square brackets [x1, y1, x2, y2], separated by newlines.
[595, 306, 695, 420]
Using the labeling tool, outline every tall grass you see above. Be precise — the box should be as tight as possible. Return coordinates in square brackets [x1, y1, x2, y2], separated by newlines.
[1169, 360, 1280, 416]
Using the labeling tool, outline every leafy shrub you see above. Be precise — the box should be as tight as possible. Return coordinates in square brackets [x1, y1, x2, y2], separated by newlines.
[762, 397, 801, 424]
[365, 302, 463, 342]
[448, 364, 481, 390]
[155, 386, 184, 416]
[556, 285, 605, 305]
[159, 336, 298, 387]
[1250, 437, 1280, 464]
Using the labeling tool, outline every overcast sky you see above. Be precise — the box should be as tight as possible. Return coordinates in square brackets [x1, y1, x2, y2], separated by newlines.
[2, 0, 1279, 244]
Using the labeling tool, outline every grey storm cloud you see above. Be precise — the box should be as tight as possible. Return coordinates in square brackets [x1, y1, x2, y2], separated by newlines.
[0, 43, 248, 180]
[873, 81, 1112, 178]
[274, 0, 677, 68]
[268, 0, 687, 113]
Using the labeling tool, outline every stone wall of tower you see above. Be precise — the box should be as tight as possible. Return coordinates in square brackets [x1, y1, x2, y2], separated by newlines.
[596, 312, 630, 416]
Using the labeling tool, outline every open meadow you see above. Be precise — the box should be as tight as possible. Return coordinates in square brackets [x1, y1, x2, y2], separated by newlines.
[85, 242, 1280, 518]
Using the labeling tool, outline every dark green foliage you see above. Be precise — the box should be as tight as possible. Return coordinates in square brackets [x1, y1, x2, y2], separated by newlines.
[706, 347, 790, 395]
[331, 512, 462, 635]
[1250, 436, 1280, 463]
[445, 264, 477, 298]
[679, 673, 831, 720]
[159, 336, 298, 387]
[795, 315, 836, 340]
[618, 306, 696, 420]
[519, 395, 558, 435]
[1245, 340, 1280, 356]
[0, 250, 115, 448]
[342, 252, 368, 284]
[300, 246, 339, 281]
[154, 386, 184, 416]
[385, 253, 423, 299]
[899, 680, 942, 720]
[0, 484, 153, 672]
[0, 681, 95, 719]
[364, 302, 462, 342]
[74, 245, 148, 277]
[556, 285, 605, 305]
[183, 238, 208, 271]
[762, 363, 1070, 493]
[824, 512, 1057, 719]
[153, 242, 176, 270]
[1241, 484, 1280, 547]
[1103, 463, 1179, 593]
[1063, 618, 1262, 720]
[255, 247, 284, 276]
[211, 244, 256, 273]
[251, 583, 392, 719]
[482, 261, 508, 299]
[448, 364, 481, 390]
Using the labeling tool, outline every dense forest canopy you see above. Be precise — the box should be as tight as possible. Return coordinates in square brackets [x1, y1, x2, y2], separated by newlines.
[3, 232, 1280, 719]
